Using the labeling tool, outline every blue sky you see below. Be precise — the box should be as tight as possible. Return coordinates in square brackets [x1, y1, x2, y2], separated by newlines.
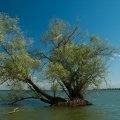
[0, 0, 120, 88]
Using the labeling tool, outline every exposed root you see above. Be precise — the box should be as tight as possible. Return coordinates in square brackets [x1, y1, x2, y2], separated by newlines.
[52, 99, 92, 107]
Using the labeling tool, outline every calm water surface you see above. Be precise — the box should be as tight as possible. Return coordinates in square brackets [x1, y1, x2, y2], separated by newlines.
[0, 90, 120, 120]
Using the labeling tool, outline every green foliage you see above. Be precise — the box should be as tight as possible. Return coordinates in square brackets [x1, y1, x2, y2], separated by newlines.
[0, 13, 19, 43]
[0, 13, 40, 88]
[47, 62, 70, 81]
[43, 19, 116, 97]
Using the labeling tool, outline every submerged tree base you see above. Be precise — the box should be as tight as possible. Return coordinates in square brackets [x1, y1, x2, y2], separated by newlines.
[52, 99, 92, 107]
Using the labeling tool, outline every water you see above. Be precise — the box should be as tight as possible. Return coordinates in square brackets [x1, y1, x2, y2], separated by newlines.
[0, 90, 120, 120]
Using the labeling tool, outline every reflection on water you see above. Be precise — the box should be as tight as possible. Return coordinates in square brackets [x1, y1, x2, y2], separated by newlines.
[0, 90, 120, 120]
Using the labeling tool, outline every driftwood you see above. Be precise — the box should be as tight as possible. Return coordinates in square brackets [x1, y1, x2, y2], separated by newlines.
[7, 107, 23, 114]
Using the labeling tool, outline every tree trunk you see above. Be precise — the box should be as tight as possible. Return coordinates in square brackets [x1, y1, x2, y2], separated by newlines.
[27, 78, 66, 105]
[9, 79, 91, 106]
[64, 83, 84, 100]
[27, 79, 53, 100]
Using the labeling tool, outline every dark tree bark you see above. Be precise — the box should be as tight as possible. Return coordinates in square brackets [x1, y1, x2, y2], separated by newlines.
[27, 78, 66, 105]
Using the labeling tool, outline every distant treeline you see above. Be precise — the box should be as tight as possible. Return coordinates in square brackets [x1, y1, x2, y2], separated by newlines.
[93, 88, 120, 90]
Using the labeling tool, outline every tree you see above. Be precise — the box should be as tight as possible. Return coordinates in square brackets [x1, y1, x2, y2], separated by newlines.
[39, 19, 116, 104]
[0, 14, 116, 106]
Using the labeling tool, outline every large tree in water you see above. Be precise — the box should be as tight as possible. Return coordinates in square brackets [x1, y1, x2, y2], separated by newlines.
[0, 14, 116, 106]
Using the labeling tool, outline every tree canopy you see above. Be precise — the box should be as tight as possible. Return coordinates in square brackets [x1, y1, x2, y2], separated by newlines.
[0, 13, 40, 89]
[41, 19, 116, 99]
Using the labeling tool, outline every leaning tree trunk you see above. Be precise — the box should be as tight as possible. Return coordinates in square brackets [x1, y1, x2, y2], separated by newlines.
[10, 78, 91, 106]
[27, 79, 66, 105]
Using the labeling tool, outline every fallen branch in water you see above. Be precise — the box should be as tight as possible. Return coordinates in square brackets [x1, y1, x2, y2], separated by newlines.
[8, 97, 38, 105]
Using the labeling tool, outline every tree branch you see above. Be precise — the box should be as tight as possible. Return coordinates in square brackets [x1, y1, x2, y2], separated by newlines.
[1, 44, 15, 62]
[57, 80, 70, 99]
[9, 97, 38, 105]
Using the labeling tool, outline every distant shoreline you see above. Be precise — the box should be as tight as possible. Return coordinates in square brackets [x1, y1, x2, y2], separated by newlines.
[1, 88, 120, 91]
[93, 88, 120, 90]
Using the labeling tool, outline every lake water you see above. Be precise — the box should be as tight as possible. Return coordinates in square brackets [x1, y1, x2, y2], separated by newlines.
[0, 90, 120, 120]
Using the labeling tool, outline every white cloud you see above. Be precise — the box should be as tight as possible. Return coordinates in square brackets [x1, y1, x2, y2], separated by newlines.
[110, 81, 120, 88]
[37, 81, 51, 90]
[110, 54, 120, 61]
[113, 53, 120, 58]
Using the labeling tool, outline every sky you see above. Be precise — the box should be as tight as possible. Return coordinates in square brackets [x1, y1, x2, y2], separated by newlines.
[0, 0, 120, 88]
